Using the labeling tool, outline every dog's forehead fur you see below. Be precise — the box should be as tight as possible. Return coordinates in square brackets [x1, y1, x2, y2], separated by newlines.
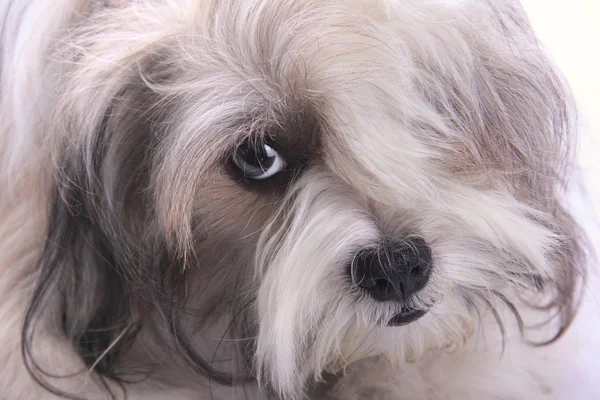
[140, 0, 575, 250]
[0, 0, 588, 399]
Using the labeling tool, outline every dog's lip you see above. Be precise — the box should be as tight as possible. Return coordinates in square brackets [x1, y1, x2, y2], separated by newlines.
[387, 308, 428, 326]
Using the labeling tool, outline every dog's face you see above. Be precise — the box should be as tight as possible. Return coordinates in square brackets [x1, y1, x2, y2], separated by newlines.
[22, 0, 585, 399]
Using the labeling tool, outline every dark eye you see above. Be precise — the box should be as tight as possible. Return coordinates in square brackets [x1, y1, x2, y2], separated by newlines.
[232, 141, 287, 180]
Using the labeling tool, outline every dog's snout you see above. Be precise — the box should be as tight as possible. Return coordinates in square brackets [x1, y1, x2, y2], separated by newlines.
[352, 237, 432, 302]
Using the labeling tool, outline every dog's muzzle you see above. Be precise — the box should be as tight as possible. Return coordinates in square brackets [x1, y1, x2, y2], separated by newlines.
[352, 237, 432, 326]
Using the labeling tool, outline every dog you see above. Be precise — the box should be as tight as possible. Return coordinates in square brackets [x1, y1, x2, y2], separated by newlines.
[0, 0, 591, 399]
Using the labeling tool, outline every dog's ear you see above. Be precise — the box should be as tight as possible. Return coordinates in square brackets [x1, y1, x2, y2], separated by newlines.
[21, 87, 168, 393]
[411, 5, 586, 342]
[22, 79, 240, 396]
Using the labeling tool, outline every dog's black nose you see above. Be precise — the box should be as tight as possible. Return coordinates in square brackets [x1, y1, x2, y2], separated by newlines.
[352, 237, 432, 302]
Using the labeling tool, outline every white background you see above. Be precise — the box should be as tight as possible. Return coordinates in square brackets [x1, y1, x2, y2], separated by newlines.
[522, 0, 600, 395]
[522, 0, 600, 207]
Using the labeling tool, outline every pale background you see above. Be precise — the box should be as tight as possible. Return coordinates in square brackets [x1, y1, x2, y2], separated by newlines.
[522, 0, 600, 233]
[521, 0, 600, 396]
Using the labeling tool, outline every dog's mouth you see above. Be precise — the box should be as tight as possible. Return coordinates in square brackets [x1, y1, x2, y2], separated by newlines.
[387, 308, 428, 326]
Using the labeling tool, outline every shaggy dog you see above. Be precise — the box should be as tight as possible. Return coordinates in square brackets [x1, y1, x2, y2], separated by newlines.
[0, 0, 590, 399]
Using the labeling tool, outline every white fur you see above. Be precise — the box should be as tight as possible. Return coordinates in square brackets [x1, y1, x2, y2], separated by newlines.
[0, 0, 593, 399]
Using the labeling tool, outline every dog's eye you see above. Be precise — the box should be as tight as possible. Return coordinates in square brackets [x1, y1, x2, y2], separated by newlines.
[232, 141, 287, 180]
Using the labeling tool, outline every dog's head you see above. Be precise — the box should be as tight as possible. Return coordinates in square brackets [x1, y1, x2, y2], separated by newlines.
[22, 0, 585, 398]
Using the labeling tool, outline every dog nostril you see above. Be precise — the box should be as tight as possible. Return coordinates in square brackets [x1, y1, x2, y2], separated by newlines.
[357, 277, 376, 289]
[374, 279, 391, 292]
[409, 265, 423, 278]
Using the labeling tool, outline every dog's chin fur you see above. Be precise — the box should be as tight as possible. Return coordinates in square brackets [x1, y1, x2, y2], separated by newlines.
[0, 0, 590, 399]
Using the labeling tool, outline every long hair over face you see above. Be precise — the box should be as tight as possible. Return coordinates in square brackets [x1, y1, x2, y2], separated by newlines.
[0, 0, 587, 399]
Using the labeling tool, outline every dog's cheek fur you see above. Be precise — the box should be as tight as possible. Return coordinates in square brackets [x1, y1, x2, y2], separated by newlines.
[399, 0, 585, 341]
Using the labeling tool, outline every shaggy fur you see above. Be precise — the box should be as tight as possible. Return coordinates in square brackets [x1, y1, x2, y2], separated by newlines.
[0, 0, 589, 399]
